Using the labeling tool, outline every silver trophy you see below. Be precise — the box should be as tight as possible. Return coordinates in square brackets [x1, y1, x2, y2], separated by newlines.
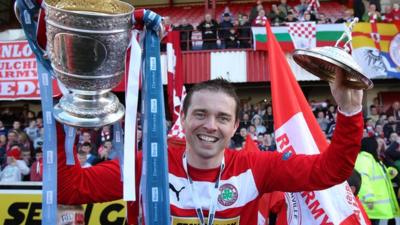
[15, 0, 133, 128]
[292, 18, 373, 90]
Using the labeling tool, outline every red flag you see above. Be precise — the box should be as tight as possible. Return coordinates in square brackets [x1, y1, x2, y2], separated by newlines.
[166, 31, 184, 123]
[266, 21, 367, 225]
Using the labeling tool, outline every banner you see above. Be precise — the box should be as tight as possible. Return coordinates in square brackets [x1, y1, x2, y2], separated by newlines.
[0, 40, 61, 100]
[352, 22, 400, 79]
[0, 189, 126, 225]
[252, 24, 345, 51]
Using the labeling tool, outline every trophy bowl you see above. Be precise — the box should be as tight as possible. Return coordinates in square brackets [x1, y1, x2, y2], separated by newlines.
[292, 46, 373, 90]
[44, 0, 134, 127]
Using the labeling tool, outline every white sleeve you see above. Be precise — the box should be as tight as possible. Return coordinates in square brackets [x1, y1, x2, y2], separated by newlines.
[16, 160, 30, 175]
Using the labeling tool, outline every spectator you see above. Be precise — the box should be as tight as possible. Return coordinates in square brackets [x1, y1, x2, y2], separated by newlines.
[0, 134, 6, 169]
[264, 105, 274, 133]
[362, 3, 382, 22]
[284, 11, 299, 23]
[369, 0, 382, 12]
[278, 0, 293, 18]
[248, 124, 257, 140]
[79, 142, 98, 166]
[197, 13, 219, 50]
[220, 6, 234, 22]
[0, 120, 7, 137]
[268, 4, 286, 26]
[233, 127, 248, 148]
[317, 13, 332, 24]
[237, 14, 252, 48]
[335, 8, 355, 23]
[24, 119, 39, 142]
[77, 150, 91, 168]
[219, 13, 234, 49]
[355, 137, 399, 225]
[368, 105, 380, 125]
[386, 101, 400, 121]
[302, 11, 317, 22]
[36, 117, 43, 129]
[225, 28, 239, 49]
[353, 0, 365, 20]
[383, 116, 399, 139]
[239, 113, 252, 131]
[250, 0, 264, 24]
[392, 3, 400, 21]
[295, 0, 308, 18]
[20, 147, 32, 181]
[316, 111, 330, 133]
[12, 120, 22, 133]
[175, 18, 193, 51]
[252, 9, 268, 26]
[252, 114, 266, 135]
[98, 140, 118, 161]
[18, 132, 32, 151]
[33, 127, 44, 150]
[30, 148, 43, 181]
[263, 133, 276, 151]
[6, 130, 19, 152]
[0, 145, 30, 182]
[137, 128, 143, 151]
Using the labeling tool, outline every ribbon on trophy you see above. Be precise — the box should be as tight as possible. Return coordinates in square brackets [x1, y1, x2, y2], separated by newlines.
[139, 10, 171, 225]
[15, 0, 58, 224]
[123, 29, 142, 199]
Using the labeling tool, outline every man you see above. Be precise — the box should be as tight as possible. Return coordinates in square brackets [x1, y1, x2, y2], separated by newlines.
[197, 13, 219, 50]
[58, 75, 363, 224]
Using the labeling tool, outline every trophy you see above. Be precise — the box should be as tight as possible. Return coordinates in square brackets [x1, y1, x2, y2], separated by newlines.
[292, 18, 373, 90]
[16, 0, 135, 127]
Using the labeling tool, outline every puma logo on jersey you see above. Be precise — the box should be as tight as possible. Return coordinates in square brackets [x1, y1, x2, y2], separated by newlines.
[169, 183, 185, 201]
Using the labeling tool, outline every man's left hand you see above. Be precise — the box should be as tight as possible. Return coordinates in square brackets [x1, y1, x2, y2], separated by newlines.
[329, 68, 363, 114]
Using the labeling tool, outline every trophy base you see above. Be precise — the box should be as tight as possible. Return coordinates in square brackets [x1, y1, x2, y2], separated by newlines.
[292, 47, 373, 90]
[54, 92, 125, 128]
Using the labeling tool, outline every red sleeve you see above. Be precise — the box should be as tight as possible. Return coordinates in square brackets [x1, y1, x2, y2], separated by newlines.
[252, 111, 363, 192]
[57, 124, 142, 207]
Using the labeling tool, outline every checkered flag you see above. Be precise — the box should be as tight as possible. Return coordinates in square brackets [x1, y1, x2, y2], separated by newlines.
[306, 0, 320, 13]
[288, 22, 316, 50]
[168, 87, 186, 140]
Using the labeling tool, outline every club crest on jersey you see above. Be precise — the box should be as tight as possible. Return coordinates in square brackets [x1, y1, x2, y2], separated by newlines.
[218, 183, 238, 206]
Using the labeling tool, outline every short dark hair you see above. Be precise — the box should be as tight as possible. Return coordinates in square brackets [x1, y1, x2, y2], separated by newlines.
[182, 78, 240, 122]
[347, 169, 362, 196]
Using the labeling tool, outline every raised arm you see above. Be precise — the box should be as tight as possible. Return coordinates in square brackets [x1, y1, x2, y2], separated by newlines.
[255, 111, 363, 192]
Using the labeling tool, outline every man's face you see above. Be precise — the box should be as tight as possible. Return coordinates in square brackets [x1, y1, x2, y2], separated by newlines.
[205, 14, 211, 22]
[78, 154, 87, 165]
[240, 128, 247, 137]
[8, 132, 17, 142]
[21, 151, 31, 162]
[13, 121, 21, 130]
[181, 90, 238, 161]
[81, 146, 91, 154]
[36, 152, 43, 161]
[82, 132, 91, 142]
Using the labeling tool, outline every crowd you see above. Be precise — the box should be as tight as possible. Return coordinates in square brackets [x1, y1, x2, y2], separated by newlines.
[1, 97, 398, 182]
[165, 0, 400, 50]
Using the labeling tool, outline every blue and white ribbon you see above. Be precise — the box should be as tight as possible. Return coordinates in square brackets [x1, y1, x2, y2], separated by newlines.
[16, 0, 57, 224]
[140, 10, 171, 225]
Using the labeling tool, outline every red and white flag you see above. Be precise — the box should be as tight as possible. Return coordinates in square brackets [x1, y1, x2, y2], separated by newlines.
[266, 22, 368, 225]
[166, 31, 184, 123]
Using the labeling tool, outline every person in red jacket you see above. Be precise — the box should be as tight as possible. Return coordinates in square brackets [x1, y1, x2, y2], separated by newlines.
[58, 73, 363, 225]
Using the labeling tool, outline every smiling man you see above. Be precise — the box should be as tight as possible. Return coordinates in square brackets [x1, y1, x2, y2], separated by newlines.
[58, 75, 364, 225]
